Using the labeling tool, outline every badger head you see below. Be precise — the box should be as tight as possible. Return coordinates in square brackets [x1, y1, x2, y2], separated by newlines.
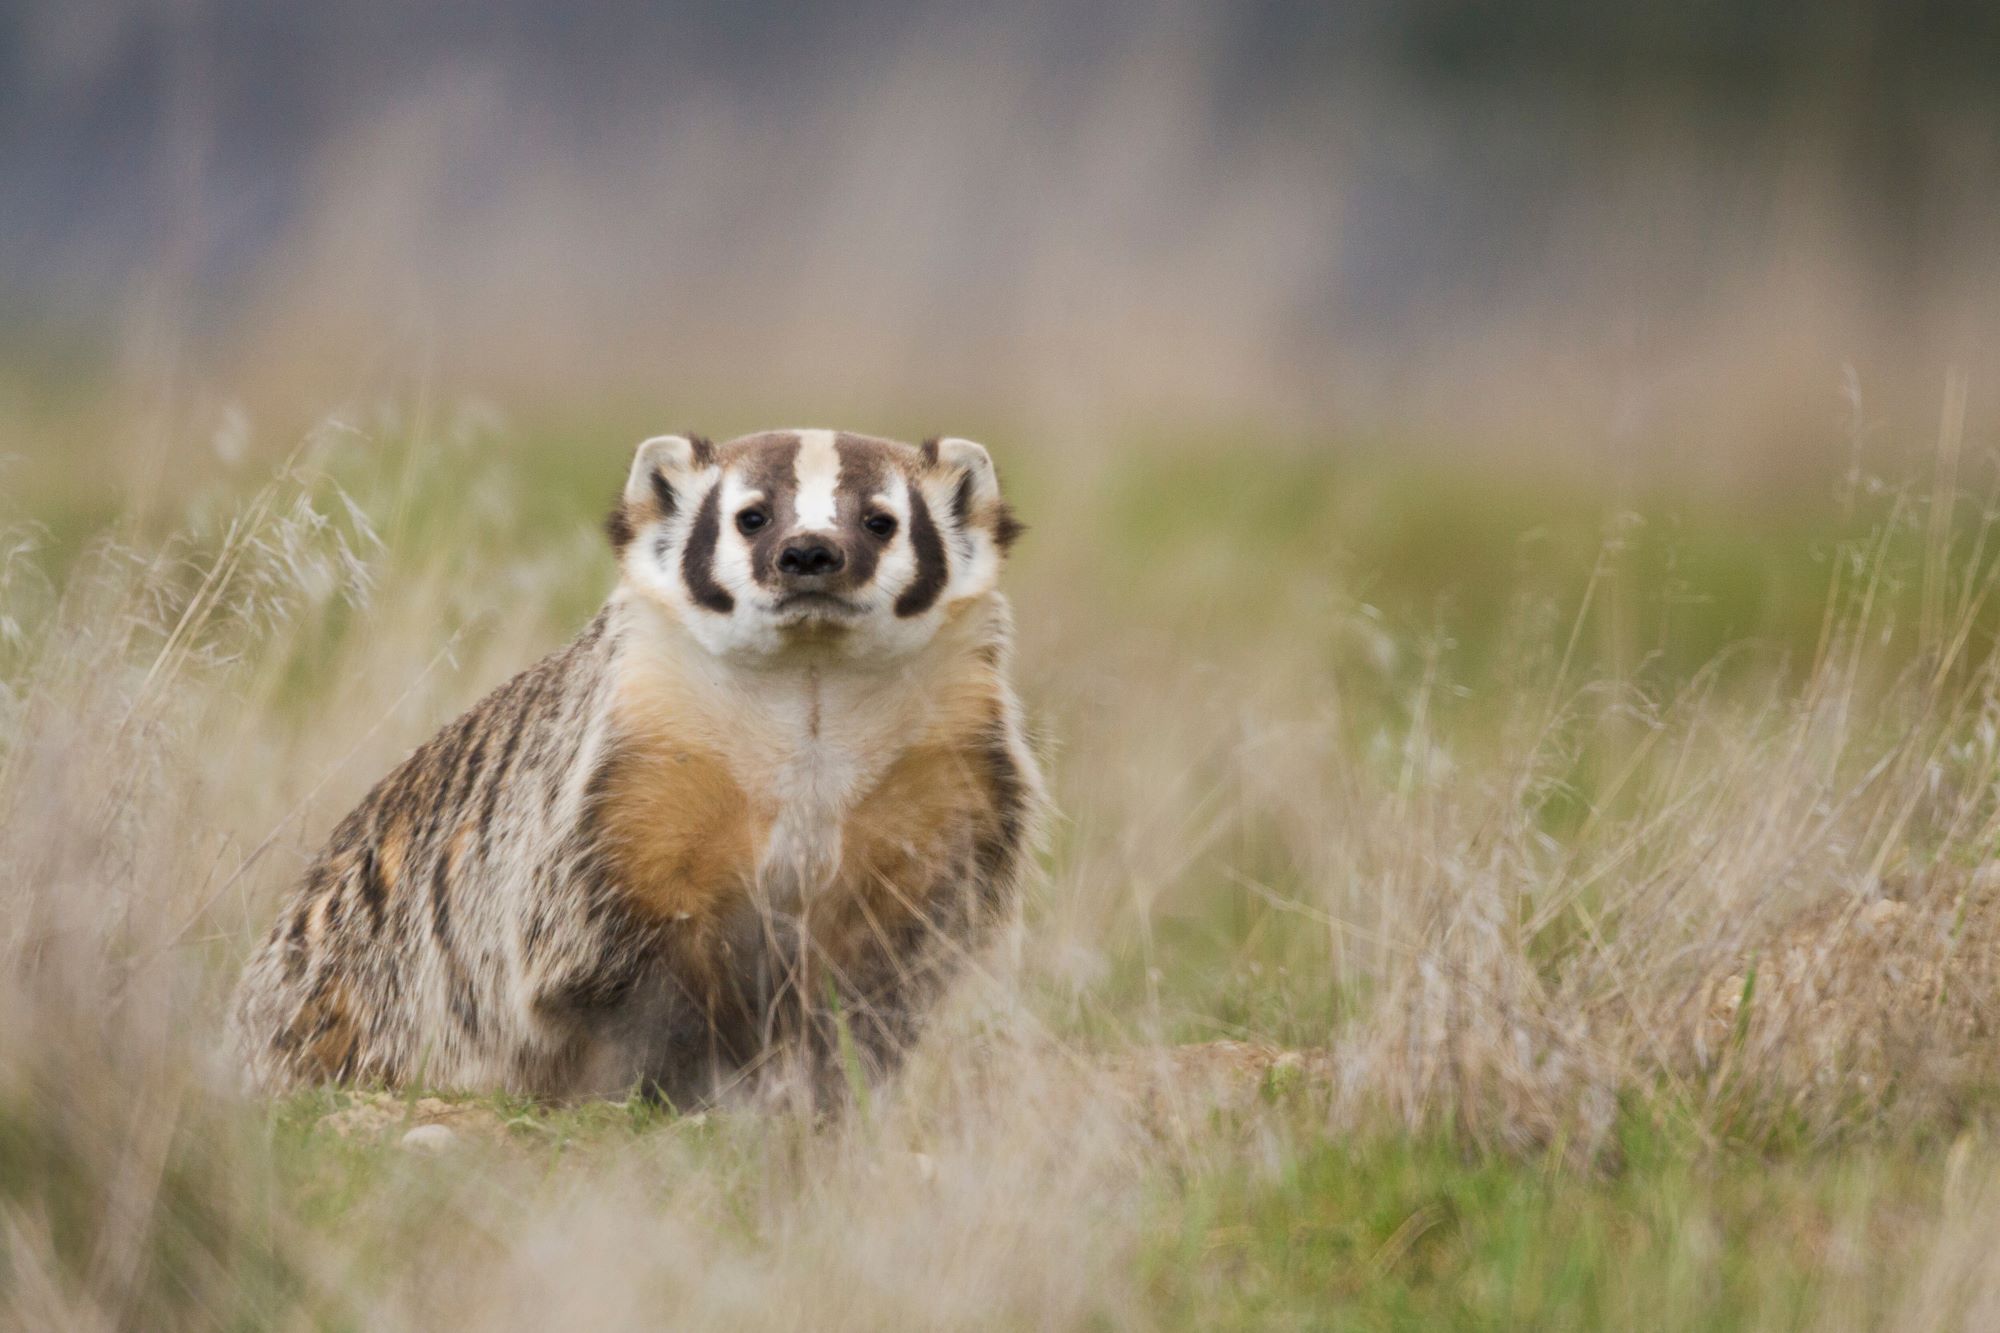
[608, 429, 1023, 660]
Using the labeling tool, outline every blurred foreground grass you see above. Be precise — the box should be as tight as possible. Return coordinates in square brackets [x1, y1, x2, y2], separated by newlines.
[7, 398, 2000, 1328]
[209, 1081, 1980, 1330]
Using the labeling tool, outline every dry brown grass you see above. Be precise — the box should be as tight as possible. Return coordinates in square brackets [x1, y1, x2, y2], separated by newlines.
[9, 408, 2000, 1326]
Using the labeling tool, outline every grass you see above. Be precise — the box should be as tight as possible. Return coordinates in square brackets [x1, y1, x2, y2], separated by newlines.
[167, 1085, 1989, 1330]
[1146, 1111, 1939, 1330]
[6, 397, 2000, 1328]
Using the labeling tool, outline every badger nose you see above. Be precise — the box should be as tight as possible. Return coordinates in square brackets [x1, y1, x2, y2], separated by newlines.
[777, 536, 845, 578]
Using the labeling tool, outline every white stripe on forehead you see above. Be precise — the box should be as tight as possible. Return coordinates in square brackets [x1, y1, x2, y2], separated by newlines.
[791, 428, 841, 531]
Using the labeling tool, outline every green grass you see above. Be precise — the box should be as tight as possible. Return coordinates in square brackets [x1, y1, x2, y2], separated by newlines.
[1141, 1100, 1982, 1330]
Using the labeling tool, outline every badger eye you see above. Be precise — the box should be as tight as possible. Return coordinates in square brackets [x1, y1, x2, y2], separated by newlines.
[863, 513, 897, 540]
[736, 508, 769, 535]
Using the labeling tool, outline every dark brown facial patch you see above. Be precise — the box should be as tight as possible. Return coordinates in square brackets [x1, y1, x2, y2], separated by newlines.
[831, 434, 897, 490]
[681, 485, 734, 613]
[829, 435, 896, 589]
[895, 487, 947, 617]
[605, 504, 636, 552]
[731, 434, 802, 585]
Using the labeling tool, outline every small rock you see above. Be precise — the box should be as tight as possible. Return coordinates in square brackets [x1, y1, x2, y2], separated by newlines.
[400, 1124, 460, 1154]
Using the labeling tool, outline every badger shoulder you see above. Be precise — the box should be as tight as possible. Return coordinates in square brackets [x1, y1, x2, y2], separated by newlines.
[230, 608, 620, 1089]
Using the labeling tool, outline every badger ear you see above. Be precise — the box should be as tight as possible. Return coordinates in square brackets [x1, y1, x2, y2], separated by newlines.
[624, 433, 715, 510]
[923, 435, 1022, 551]
[924, 436, 1000, 509]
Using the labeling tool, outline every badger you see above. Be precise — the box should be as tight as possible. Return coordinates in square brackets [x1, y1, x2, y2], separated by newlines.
[230, 429, 1043, 1106]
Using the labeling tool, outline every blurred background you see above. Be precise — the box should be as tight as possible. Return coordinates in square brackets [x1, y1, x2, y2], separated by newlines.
[3, 0, 1997, 495]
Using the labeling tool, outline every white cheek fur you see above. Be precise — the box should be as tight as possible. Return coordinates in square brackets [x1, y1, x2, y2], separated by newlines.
[872, 473, 918, 603]
[711, 472, 760, 601]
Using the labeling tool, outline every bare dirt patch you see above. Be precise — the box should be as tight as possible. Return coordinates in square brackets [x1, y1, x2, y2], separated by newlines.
[319, 1092, 513, 1146]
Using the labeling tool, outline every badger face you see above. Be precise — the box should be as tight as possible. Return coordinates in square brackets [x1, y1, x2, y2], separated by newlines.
[610, 429, 1022, 661]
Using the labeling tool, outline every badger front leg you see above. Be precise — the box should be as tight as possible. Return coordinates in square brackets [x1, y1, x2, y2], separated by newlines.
[517, 930, 736, 1105]
[763, 885, 995, 1110]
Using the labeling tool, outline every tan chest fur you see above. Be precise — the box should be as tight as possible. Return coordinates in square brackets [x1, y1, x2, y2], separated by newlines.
[595, 735, 762, 928]
[597, 625, 1008, 979]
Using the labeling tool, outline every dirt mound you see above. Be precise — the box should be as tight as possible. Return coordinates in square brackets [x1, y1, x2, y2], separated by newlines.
[319, 1092, 512, 1147]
